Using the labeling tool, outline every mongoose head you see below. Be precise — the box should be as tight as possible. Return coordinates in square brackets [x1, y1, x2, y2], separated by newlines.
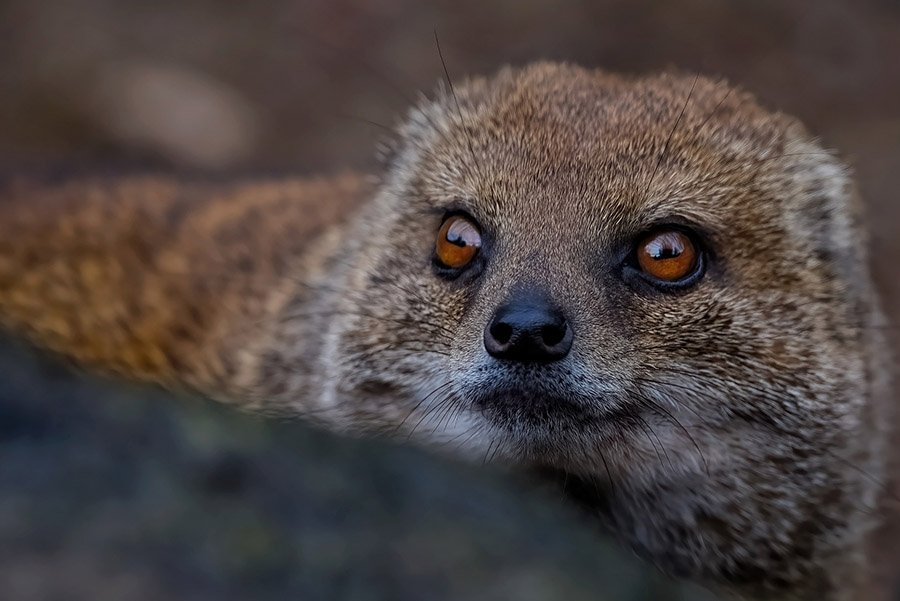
[316, 63, 887, 599]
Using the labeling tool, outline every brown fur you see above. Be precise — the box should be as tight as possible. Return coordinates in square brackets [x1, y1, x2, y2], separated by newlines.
[0, 63, 892, 600]
[0, 174, 371, 398]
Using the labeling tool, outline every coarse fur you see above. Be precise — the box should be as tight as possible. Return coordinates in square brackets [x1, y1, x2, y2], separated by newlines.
[0, 63, 892, 600]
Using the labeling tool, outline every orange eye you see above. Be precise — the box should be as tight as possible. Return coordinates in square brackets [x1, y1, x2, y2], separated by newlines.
[636, 230, 698, 282]
[435, 215, 482, 269]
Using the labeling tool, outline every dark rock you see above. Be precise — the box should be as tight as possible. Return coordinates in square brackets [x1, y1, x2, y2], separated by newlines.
[0, 337, 719, 601]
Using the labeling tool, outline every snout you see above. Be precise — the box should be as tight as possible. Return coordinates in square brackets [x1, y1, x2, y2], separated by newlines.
[483, 291, 573, 363]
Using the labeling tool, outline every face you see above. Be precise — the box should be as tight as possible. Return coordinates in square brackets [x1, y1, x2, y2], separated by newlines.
[321, 64, 883, 596]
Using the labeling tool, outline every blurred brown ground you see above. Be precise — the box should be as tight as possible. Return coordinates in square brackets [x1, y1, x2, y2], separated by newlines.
[0, 0, 898, 595]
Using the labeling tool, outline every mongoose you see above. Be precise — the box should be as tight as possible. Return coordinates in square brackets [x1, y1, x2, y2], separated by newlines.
[0, 63, 892, 600]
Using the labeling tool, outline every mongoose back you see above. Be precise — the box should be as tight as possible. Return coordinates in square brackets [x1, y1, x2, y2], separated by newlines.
[0, 63, 892, 600]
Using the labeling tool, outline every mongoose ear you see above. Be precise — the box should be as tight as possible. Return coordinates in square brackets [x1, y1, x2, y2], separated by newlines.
[781, 127, 871, 299]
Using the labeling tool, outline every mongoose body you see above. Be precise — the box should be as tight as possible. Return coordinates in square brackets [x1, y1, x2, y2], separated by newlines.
[0, 63, 892, 600]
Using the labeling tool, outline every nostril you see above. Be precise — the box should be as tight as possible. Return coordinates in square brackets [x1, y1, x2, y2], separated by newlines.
[484, 295, 574, 362]
[540, 322, 566, 347]
[490, 321, 513, 345]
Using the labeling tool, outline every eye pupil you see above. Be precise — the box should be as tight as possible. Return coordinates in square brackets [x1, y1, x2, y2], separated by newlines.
[446, 229, 468, 246]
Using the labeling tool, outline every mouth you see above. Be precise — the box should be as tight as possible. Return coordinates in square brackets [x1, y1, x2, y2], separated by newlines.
[473, 387, 603, 429]
[461, 377, 651, 479]
[468, 381, 638, 447]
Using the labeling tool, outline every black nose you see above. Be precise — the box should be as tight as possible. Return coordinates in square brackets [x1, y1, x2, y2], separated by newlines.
[484, 297, 573, 363]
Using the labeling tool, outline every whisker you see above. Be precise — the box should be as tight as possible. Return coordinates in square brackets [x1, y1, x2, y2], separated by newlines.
[693, 84, 733, 134]
[634, 395, 710, 476]
[394, 380, 454, 436]
[407, 385, 457, 440]
[433, 29, 480, 177]
[633, 414, 674, 472]
[482, 438, 497, 466]
[486, 437, 504, 464]
[631, 374, 717, 427]
[640, 73, 699, 204]
[595, 451, 617, 498]
[336, 112, 397, 133]
[432, 399, 464, 438]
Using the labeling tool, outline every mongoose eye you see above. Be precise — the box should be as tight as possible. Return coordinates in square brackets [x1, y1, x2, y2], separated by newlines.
[635, 229, 699, 283]
[435, 215, 482, 269]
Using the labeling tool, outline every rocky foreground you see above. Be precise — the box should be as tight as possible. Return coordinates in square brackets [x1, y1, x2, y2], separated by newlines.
[0, 338, 717, 601]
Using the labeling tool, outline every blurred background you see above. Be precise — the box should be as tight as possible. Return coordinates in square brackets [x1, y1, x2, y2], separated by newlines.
[1, 0, 898, 304]
[0, 0, 898, 599]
